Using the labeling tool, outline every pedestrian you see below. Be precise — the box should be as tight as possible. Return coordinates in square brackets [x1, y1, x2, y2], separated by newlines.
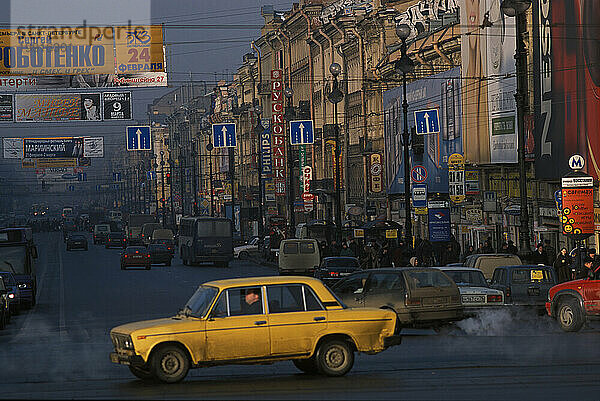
[544, 239, 556, 266]
[507, 240, 518, 255]
[500, 242, 509, 253]
[461, 245, 474, 262]
[482, 239, 494, 253]
[380, 243, 393, 267]
[553, 247, 572, 283]
[409, 256, 419, 267]
[328, 240, 340, 257]
[578, 257, 595, 279]
[339, 242, 354, 257]
[530, 243, 549, 265]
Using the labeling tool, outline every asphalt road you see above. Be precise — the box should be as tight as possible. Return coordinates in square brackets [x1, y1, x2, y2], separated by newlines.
[1, 232, 600, 400]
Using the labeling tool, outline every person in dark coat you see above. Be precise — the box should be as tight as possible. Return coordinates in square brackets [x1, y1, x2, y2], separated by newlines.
[553, 247, 572, 283]
[530, 243, 549, 265]
[506, 240, 518, 255]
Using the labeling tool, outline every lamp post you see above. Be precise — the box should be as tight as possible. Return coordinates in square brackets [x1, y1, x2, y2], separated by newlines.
[501, 0, 531, 255]
[395, 23, 415, 251]
[160, 151, 167, 227]
[328, 62, 344, 241]
[284, 86, 296, 237]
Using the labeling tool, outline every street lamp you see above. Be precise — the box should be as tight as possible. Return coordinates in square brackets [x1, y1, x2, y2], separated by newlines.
[328, 62, 344, 241]
[284, 86, 296, 237]
[501, 0, 531, 256]
[395, 23, 415, 251]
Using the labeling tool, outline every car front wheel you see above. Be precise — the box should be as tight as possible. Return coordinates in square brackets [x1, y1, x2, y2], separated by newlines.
[129, 365, 155, 381]
[150, 345, 190, 383]
[316, 339, 354, 377]
[557, 297, 584, 332]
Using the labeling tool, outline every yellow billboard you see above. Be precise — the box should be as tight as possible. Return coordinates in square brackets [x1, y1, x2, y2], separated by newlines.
[0, 26, 164, 76]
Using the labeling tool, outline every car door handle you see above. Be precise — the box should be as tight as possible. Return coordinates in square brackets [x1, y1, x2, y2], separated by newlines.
[254, 320, 267, 325]
[313, 316, 326, 321]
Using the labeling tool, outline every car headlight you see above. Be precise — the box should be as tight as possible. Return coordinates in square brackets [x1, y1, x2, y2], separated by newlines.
[18, 283, 28, 289]
[123, 337, 134, 350]
[8, 293, 14, 299]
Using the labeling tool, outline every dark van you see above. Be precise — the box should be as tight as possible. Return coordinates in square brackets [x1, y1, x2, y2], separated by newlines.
[178, 217, 233, 267]
[490, 265, 556, 311]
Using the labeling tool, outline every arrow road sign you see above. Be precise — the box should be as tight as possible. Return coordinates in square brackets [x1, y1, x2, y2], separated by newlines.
[414, 109, 440, 135]
[290, 120, 314, 145]
[212, 123, 237, 148]
[126, 126, 152, 151]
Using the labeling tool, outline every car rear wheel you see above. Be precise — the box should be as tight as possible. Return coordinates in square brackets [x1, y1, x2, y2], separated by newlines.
[239, 251, 249, 260]
[129, 365, 155, 381]
[557, 298, 584, 332]
[292, 357, 319, 374]
[316, 340, 354, 377]
[150, 345, 190, 383]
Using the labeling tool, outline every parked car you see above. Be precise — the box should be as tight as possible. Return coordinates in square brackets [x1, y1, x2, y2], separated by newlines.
[234, 237, 260, 259]
[148, 244, 172, 266]
[120, 247, 151, 270]
[490, 265, 556, 312]
[66, 234, 88, 251]
[106, 232, 127, 249]
[331, 268, 463, 329]
[464, 254, 522, 280]
[435, 267, 504, 314]
[0, 277, 10, 328]
[93, 224, 111, 244]
[278, 239, 320, 276]
[546, 269, 600, 332]
[109, 276, 400, 383]
[315, 257, 361, 286]
[0, 271, 21, 315]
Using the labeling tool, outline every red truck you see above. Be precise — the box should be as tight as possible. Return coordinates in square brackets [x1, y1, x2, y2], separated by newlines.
[546, 274, 600, 332]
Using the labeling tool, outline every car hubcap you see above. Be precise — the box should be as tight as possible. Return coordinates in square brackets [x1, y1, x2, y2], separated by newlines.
[161, 352, 181, 375]
[325, 346, 345, 369]
[560, 306, 573, 326]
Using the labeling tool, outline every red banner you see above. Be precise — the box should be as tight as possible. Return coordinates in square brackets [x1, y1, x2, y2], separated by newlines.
[561, 187, 594, 235]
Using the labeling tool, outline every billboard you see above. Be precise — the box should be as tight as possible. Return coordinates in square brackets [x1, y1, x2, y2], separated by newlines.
[103, 92, 132, 120]
[383, 67, 462, 194]
[459, 0, 519, 164]
[23, 137, 83, 159]
[83, 137, 104, 158]
[532, 1, 600, 180]
[3, 137, 21, 158]
[0, 95, 13, 121]
[15, 93, 102, 122]
[0, 26, 164, 76]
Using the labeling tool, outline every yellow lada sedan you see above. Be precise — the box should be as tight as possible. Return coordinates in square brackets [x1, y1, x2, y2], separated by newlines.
[110, 276, 400, 383]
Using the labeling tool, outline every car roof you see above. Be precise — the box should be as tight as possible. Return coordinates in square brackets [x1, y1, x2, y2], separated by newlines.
[347, 267, 444, 273]
[205, 276, 324, 289]
[497, 265, 552, 269]
[323, 257, 359, 261]
[469, 254, 518, 258]
[435, 266, 482, 272]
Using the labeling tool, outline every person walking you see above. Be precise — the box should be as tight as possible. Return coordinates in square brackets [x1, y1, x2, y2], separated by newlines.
[339, 242, 354, 257]
[553, 248, 572, 283]
[530, 243, 549, 265]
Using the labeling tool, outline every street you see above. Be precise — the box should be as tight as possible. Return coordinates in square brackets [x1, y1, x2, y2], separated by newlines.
[1, 232, 599, 400]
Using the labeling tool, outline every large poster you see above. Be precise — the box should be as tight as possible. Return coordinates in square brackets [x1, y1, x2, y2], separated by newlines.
[103, 92, 132, 120]
[383, 67, 462, 194]
[533, 1, 600, 180]
[0, 26, 165, 79]
[15, 93, 101, 122]
[23, 137, 84, 159]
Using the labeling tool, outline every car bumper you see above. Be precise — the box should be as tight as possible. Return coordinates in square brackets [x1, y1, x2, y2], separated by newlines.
[151, 256, 171, 263]
[122, 261, 150, 267]
[545, 302, 552, 316]
[383, 335, 402, 348]
[110, 352, 145, 366]
[68, 243, 87, 249]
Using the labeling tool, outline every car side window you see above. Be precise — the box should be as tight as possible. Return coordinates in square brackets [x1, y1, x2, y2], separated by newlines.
[365, 273, 405, 294]
[211, 291, 229, 317]
[303, 286, 324, 311]
[266, 285, 304, 313]
[333, 272, 370, 295]
[228, 287, 264, 316]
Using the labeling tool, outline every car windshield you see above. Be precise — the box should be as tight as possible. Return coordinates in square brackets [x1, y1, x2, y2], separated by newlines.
[183, 285, 219, 318]
[443, 270, 488, 287]
[0, 272, 16, 285]
[70, 235, 85, 240]
[149, 244, 167, 251]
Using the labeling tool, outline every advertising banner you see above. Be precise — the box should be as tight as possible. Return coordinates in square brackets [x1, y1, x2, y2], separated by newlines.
[2, 137, 21, 158]
[23, 137, 83, 159]
[0, 95, 13, 121]
[428, 207, 451, 242]
[271, 69, 286, 195]
[561, 187, 594, 236]
[15, 93, 101, 122]
[532, 1, 600, 179]
[383, 67, 462, 194]
[83, 137, 104, 158]
[369, 153, 383, 193]
[260, 126, 272, 178]
[114, 26, 164, 75]
[103, 92, 132, 120]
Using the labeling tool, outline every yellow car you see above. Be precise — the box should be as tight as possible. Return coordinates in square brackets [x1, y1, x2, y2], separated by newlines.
[110, 276, 400, 383]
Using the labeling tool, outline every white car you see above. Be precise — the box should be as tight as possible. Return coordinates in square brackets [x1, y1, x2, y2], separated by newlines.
[234, 237, 260, 259]
[436, 267, 505, 312]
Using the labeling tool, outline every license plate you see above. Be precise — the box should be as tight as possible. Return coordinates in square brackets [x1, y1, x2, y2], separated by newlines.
[340, 272, 352, 276]
[528, 287, 540, 296]
[133, 256, 142, 259]
[462, 295, 485, 303]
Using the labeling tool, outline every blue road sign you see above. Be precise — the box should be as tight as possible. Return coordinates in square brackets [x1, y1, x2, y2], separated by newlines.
[126, 126, 152, 150]
[414, 109, 440, 135]
[289, 120, 314, 145]
[412, 184, 427, 208]
[428, 207, 451, 242]
[411, 165, 428, 183]
[212, 123, 237, 148]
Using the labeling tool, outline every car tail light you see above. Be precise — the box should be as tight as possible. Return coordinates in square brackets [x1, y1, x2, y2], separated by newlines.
[329, 271, 339, 277]
[147, 254, 151, 258]
[487, 294, 502, 303]
[8, 293, 14, 299]
[406, 298, 421, 306]
[124, 255, 128, 258]
[505, 288, 511, 298]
